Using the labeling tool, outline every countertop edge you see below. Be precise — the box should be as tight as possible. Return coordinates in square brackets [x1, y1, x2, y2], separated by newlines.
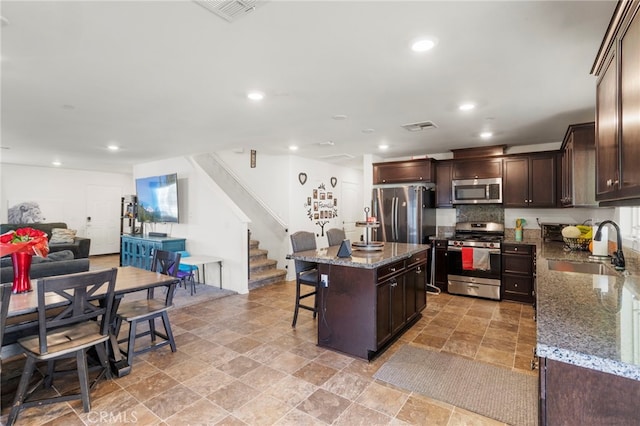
[537, 343, 640, 381]
[288, 243, 430, 269]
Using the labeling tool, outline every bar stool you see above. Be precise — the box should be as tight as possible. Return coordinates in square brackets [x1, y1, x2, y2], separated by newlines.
[326, 228, 346, 246]
[290, 231, 319, 327]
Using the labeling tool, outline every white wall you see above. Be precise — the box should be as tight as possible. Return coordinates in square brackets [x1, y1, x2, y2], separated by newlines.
[0, 164, 133, 237]
[217, 151, 363, 280]
[134, 157, 250, 294]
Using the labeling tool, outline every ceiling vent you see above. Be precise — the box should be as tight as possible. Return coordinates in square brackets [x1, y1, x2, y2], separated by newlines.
[401, 120, 438, 132]
[193, 0, 263, 22]
[319, 153, 355, 161]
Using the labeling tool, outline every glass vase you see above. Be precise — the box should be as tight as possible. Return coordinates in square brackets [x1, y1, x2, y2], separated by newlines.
[11, 252, 33, 294]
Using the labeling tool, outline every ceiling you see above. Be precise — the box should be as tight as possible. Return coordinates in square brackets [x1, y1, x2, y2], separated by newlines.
[0, 1, 617, 174]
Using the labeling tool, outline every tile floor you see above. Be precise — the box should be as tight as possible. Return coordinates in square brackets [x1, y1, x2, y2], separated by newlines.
[1, 254, 537, 425]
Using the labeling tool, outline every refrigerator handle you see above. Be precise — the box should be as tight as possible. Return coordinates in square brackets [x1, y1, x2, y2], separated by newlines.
[393, 196, 398, 241]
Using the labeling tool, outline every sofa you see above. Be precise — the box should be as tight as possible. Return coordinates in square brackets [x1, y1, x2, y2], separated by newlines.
[0, 222, 91, 259]
[0, 250, 90, 284]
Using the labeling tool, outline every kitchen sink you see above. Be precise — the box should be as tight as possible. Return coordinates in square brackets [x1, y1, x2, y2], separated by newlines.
[547, 259, 617, 276]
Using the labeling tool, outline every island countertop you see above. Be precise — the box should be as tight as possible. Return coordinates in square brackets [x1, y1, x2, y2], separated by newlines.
[536, 241, 640, 381]
[287, 242, 430, 269]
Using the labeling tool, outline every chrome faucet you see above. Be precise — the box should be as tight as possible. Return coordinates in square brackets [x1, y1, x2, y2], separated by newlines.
[594, 220, 625, 270]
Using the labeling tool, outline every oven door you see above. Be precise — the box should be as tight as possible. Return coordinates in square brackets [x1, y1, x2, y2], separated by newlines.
[446, 246, 501, 280]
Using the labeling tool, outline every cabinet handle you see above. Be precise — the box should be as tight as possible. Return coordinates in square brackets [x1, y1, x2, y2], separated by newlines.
[514, 247, 518, 251]
[416, 267, 422, 274]
[514, 283, 519, 287]
[529, 200, 532, 203]
[390, 267, 396, 272]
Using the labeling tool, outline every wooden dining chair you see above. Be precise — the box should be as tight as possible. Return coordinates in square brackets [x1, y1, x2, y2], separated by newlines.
[0, 282, 12, 371]
[290, 231, 319, 327]
[7, 268, 118, 426]
[114, 249, 180, 367]
[326, 228, 346, 247]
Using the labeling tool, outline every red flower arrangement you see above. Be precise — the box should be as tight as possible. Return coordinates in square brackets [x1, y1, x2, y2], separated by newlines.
[0, 227, 49, 257]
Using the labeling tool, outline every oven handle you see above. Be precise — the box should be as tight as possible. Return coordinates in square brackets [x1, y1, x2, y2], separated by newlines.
[447, 247, 501, 254]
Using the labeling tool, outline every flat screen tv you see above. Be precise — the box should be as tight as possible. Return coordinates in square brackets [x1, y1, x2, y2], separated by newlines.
[135, 173, 179, 223]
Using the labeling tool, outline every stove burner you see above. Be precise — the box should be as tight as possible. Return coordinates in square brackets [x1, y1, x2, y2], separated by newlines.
[450, 221, 505, 249]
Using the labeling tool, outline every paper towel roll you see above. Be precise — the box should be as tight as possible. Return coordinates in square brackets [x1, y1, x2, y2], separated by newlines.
[592, 225, 609, 256]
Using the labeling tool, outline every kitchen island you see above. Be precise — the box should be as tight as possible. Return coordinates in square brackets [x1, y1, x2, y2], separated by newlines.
[289, 242, 430, 360]
[534, 241, 640, 425]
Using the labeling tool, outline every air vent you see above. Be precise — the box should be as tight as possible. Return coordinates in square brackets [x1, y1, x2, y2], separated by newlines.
[193, 0, 263, 22]
[319, 153, 355, 161]
[401, 120, 438, 132]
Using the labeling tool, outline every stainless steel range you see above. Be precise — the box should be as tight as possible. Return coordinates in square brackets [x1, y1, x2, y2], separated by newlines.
[447, 222, 504, 300]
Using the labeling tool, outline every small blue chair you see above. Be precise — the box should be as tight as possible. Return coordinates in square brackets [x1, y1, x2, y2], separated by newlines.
[177, 251, 198, 295]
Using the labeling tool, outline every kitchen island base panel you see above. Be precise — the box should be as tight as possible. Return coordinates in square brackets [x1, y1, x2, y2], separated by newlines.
[540, 357, 640, 425]
[317, 264, 377, 360]
[316, 258, 426, 361]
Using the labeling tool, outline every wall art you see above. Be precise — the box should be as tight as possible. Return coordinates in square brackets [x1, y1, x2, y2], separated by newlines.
[303, 183, 338, 236]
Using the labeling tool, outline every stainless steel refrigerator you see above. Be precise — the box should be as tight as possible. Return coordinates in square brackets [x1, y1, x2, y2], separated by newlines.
[372, 183, 436, 244]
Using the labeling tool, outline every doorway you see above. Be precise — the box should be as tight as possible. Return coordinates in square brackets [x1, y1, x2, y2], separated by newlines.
[86, 185, 122, 255]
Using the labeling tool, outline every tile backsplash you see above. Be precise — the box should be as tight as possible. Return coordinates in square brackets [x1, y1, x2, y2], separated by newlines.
[456, 205, 504, 223]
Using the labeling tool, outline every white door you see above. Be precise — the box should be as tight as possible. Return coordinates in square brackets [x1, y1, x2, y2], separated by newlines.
[341, 181, 361, 242]
[86, 185, 122, 255]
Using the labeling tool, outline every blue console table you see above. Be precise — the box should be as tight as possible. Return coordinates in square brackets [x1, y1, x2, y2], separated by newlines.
[120, 235, 186, 270]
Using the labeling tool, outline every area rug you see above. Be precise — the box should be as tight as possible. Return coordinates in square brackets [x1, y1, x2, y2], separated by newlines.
[374, 345, 537, 426]
[125, 281, 236, 309]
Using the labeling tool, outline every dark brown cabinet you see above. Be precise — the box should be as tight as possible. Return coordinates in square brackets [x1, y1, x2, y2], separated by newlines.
[373, 159, 434, 184]
[406, 251, 428, 318]
[501, 243, 536, 304]
[433, 240, 448, 292]
[503, 154, 557, 208]
[435, 161, 453, 207]
[539, 357, 640, 425]
[560, 123, 596, 207]
[593, 1, 640, 203]
[452, 158, 502, 180]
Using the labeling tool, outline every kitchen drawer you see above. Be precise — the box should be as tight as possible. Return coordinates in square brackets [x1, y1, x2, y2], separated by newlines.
[377, 260, 405, 282]
[407, 250, 428, 267]
[502, 243, 534, 255]
[433, 239, 448, 249]
[502, 275, 534, 302]
[502, 254, 534, 276]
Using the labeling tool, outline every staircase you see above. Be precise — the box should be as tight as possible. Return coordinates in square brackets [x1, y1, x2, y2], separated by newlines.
[248, 239, 287, 290]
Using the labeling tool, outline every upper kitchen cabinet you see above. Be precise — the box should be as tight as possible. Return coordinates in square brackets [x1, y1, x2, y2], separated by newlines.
[560, 123, 597, 207]
[592, 1, 640, 203]
[435, 161, 453, 207]
[452, 158, 503, 180]
[503, 153, 558, 208]
[372, 158, 434, 184]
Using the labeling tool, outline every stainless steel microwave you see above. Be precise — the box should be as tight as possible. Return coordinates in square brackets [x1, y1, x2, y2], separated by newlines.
[451, 178, 502, 204]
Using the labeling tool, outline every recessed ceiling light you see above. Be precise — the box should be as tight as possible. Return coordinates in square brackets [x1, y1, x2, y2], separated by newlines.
[379, 144, 389, 150]
[247, 91, 264, 101]
[459, 103, 476, 111]
[362, 128, 375, 134]
[51, 161, 62, 166]
[480, 132, 493, 139]
[107, 144, 119, 151]
[289, 145, 298, 151]
[411, 38, 437, 52]
[332, 114, 347, 120]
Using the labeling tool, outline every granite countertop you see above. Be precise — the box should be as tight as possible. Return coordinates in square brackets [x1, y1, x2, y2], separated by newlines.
[535, 241, 640, 381]
[287, 242, 430, 269]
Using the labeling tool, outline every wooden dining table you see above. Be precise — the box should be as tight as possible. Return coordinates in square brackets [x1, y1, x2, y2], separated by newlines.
[5, 266, 180, 377]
